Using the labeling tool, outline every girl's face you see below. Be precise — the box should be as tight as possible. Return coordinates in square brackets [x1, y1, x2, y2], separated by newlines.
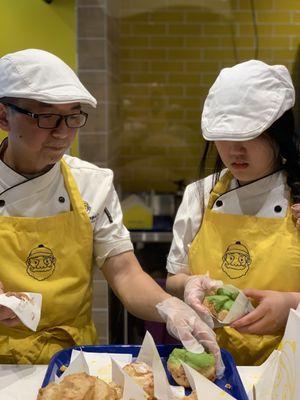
[214, 134, 280, 185]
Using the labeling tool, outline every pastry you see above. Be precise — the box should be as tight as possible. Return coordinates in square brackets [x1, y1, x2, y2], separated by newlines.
[37, 372, 119, 400]
[123, 361, 155, 399]
[203, 287, 239, 321]
[167, 348, 216, 388]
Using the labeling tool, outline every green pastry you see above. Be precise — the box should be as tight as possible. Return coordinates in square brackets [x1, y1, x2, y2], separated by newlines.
[203, 287, 239, 321]
[167, 348, 216, 388]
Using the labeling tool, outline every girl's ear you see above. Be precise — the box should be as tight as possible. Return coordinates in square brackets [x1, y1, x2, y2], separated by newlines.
[0, 104, 10, 132]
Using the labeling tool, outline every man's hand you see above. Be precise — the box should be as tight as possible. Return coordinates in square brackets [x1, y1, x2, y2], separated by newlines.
[291, 204, 300, 229]
[231, 289, 299, 334]
[184, 275, 223, 328]
[156, 296, 225, 378]
[0, 282, 21, 327]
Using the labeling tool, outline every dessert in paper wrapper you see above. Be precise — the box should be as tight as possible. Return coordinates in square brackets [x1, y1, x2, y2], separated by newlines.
[49, 331, 185, 399]
[0, 292, 42, 331]
[55, 350, 90, 383]
[203, 284, 254, 327]
[64, 348, 131, 383]
[133, 330, 185, 399]
[181, 362, 235, 400]
[249, 304, 300, 400]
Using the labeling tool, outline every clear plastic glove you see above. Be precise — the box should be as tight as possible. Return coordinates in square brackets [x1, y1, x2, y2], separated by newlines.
[184, 275, 223, 328]
[156, 296, 225, 379]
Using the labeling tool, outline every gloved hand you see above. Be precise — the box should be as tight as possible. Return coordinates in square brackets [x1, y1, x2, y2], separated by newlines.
[156, 296, 225, 378]
[184, 275, 223, 328]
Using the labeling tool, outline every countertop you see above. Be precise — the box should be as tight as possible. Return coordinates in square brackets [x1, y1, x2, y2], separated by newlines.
[0, 364, 47, 400]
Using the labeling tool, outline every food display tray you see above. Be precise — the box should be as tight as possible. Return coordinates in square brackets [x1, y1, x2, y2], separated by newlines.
[41, 344, 248, 400]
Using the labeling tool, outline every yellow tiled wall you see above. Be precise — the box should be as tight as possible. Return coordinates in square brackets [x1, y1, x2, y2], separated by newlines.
[0, 0, 78, 154]
[118, 0, 300, 192]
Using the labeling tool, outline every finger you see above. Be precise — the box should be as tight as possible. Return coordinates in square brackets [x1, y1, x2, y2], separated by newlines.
[177, 326, 205, 354]
[242, 288, 265, 300]
[291, 204, 300, 211]
[190, 299, 210, 316]
[235, 316, 268, 334]
[231, 306, 266, 328]
[5, 292, 29, 301]
[296, 219, 300, 230]
[0, 316, 21, 327]
[0, 307, 17, 321]
[194, 334, 224, 378]
[292, 210, 300, 219]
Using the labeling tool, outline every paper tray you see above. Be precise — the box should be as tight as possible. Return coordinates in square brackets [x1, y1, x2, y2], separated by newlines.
[41, 344, 248, 400]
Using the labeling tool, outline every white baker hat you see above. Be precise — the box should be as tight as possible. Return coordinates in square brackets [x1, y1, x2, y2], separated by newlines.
[0, 48, 97, 107]
[201, 59, 295, 141]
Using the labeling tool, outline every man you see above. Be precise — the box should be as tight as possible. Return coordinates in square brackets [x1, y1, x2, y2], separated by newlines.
[0, 49, 222, 374]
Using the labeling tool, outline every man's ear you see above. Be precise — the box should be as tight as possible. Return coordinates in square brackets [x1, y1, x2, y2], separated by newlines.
[0, 104, 10, 132]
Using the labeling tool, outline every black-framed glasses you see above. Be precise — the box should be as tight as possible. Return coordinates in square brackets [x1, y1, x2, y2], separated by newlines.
[1, 102, 88, 129]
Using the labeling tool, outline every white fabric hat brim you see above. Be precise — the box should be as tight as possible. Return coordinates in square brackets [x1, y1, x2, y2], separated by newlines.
[0, 49, 97, 108]
[201, 60, 295, 141]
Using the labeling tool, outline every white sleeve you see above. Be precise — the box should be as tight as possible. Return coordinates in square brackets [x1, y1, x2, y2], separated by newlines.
[93, 184, 133, 269]
[166, 181, 205, 275]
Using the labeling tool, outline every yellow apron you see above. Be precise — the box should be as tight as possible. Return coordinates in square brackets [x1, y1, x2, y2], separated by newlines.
[0, 159, 97, 364]
[189, 170, 300, 366]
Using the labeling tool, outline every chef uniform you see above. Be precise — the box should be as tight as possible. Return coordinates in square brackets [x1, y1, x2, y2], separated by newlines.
[0, 49, 133, 363]
[167, 60, 300, 365]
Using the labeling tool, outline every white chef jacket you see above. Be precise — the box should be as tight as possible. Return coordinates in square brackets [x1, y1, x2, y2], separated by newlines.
[0, 154, 133, 268]
[167, 169, 290, 275]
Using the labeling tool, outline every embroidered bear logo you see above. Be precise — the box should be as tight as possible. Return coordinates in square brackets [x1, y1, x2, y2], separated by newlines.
[221, 241, 251, 279]
[26, 244, 56, 281]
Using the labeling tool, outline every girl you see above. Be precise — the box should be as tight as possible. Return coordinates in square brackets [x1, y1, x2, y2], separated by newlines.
[166, 60, 300, 365]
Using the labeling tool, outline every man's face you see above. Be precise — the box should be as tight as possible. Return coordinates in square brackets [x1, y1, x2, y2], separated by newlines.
[0, 99, 79, 173]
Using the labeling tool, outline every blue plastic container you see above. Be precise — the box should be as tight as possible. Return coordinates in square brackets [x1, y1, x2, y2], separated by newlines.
[41, 344, 248, 400]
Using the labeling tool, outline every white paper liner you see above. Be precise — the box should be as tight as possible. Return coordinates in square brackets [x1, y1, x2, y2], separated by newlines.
[181, 362, 235, 399]
[55, 350, 89, 383]
[249, 304, 300, 400]
[0, 292, 42, 331]
[269, 306, 300, 400]
[209, 284, 254, 327]
[137, 331, 185, 399]
[111, 358, 148, 400]
[52, 331, 186, 399]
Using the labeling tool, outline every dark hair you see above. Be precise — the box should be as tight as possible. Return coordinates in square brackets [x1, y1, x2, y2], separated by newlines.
[199, 109, 300, 202]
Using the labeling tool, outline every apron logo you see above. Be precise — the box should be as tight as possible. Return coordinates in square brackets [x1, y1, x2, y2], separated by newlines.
[26, 244, 56, 281]
[221, 241, 251, 279]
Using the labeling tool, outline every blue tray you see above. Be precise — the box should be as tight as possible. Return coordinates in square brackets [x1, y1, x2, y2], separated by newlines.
[41, 344, 248, 400]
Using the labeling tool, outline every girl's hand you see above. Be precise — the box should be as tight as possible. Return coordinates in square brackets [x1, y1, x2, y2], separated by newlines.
[291, 204, 300, 229]
[230, 289, 299, 334]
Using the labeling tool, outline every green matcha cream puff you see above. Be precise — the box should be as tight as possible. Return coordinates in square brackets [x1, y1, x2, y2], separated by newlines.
[203, 287, 239, 321]
[167, 348, 216, 388]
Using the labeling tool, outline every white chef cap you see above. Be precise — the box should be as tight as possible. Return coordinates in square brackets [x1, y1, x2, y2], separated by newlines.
[201, 59, 295, 141]
[0, 49, 97, 107]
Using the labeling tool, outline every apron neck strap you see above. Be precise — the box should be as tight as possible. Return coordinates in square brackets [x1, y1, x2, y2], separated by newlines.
[60, 158, 86, 214]
[208, 170, 233, 209]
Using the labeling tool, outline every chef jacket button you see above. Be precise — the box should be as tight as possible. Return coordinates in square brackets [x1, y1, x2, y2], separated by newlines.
[216, 200, 223, 207]
[58, 196, 65, 203]
[0, 200, 5, 207]
[274, 205, 282, 213]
